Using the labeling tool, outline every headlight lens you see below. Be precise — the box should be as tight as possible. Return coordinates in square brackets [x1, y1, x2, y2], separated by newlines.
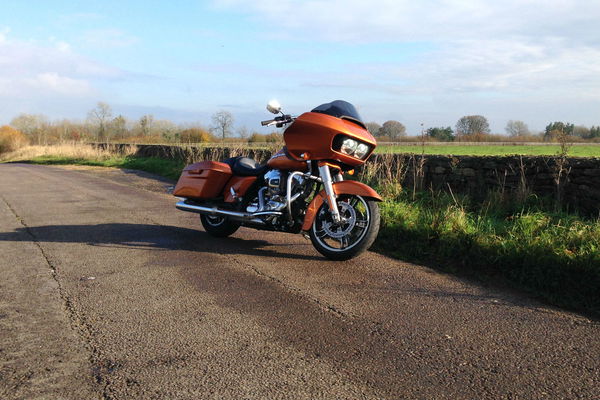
[354, 143, 370, 159]
[340, 138, 358, 155]
[336, 136, 371, 159]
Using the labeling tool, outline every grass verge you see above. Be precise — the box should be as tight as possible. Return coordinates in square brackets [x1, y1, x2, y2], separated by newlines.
[25, 155, 185, 181]
[1, 145, 185, 180]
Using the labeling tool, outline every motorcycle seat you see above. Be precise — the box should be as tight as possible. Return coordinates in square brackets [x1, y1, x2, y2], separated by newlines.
[223, 156, 268, 177]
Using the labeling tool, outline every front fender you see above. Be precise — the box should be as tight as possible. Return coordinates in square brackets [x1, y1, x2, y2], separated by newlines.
[301, 181, 382, 231]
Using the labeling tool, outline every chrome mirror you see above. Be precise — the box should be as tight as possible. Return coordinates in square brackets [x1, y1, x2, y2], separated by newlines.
[266, 99, 282, 114]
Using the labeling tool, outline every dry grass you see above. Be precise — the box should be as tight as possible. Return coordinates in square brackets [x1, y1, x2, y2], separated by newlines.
[0, 143, 137, 162]
[358, 153, 408, 198]
[176, 143, 279, 165]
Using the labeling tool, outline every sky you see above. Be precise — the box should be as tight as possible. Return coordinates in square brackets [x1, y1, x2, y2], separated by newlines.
[1, 0, 599, 135]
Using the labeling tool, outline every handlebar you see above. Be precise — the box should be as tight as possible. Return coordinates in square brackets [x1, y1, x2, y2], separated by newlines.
[261, 114, 294, 127]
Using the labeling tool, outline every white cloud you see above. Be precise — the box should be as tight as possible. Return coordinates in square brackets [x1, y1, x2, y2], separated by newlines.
[213, 0, 600, 130]
[24, 72, 93, 96]
[399, 38, 600, 97]
[54, 40, 71, 52]
[0, 34, 124, 81]
[0, 30, 131, 120]
[296, 36, 600, 100]
[214, 0, 599, 44]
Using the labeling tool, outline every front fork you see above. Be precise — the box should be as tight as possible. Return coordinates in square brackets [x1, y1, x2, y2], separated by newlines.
[318, 164, 342, 224]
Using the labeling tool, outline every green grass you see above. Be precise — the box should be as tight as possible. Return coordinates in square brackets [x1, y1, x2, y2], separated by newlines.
[26, 155, 185, 180]
[374, 189, 600, 317]
[376, 144, 600, 157]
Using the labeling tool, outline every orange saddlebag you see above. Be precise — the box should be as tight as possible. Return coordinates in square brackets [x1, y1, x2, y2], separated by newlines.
[173, 161, 232, 199]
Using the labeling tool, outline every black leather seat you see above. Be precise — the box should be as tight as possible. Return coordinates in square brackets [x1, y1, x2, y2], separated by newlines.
[223, 157, 268, 177]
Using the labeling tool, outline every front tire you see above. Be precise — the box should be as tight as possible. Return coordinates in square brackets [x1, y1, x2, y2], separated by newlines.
[309, 195, 380, 261]
[200, 214, 240, 237]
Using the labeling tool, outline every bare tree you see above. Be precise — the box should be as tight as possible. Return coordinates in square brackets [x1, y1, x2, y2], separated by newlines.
[211, 110, 234, 141]
[573, 125, 590, 138]
[87, 102, 112, 141]
[365, 122, 381, 136]
[379, 120, 406, 140]
[505, 120, 530, 137]
[54, 119, 76, 142]
[10, 113, 49, 144]
[139, 114, 154, 136]
[152, 119, 178, 141]
[237, 126, 250, 140]
[111, 115, 128, 140]
[455, 115, 490, 139]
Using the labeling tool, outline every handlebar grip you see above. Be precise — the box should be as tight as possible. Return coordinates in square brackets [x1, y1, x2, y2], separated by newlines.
[261, 115, 293, 127]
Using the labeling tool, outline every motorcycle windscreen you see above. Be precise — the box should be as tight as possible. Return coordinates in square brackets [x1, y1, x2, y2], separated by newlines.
[311, 100, 366, 129]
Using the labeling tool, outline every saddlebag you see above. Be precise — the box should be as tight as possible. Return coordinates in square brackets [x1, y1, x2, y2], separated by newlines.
[173, 161, 232, 199]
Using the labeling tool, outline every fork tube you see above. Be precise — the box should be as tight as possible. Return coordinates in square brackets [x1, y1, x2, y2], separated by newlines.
[318, 165, 341, 223]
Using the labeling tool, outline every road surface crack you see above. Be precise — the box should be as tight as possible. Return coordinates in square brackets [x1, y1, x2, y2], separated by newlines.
[1, 195, 115, 400]
[228, 256, 352, 320]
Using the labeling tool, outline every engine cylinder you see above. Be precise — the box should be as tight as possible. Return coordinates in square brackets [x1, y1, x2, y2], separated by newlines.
[264, 170, 282, 196]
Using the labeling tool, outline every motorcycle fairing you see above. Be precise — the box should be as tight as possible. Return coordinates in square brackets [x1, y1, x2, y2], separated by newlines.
[284, 112, 376, 166]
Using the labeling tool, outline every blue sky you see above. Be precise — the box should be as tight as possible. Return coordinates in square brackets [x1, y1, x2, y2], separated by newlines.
[1, 0, 599, 134]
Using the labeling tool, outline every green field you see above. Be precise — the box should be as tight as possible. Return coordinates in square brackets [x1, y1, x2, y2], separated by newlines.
[376, 144, 600, 157]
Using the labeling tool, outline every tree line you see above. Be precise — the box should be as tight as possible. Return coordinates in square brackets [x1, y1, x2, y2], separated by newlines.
[5, 102, 600, 145]
[7, 102, 282, 146]
[366, 115, 600, 142]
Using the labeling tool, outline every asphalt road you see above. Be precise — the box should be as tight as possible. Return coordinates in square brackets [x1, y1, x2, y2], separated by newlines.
[0, 163, 598, 400]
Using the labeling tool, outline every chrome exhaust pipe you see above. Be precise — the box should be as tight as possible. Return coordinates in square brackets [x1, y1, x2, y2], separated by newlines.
[175, 201, 282, 224]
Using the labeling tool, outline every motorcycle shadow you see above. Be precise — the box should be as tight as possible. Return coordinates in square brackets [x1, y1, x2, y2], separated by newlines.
[0, 223, 321, 261]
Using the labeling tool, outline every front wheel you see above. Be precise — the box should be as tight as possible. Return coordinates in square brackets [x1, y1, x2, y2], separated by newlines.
[309, 195, 380, 261]
[200, 214, 240, 237]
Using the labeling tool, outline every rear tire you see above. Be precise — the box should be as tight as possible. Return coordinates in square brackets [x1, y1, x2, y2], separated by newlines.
[309, 195, 380, 261]
[200, 214, 240, 237]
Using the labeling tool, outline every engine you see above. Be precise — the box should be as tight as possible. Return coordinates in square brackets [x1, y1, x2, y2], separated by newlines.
[265, 169, 283, 198]
[245, 170, 306, 214]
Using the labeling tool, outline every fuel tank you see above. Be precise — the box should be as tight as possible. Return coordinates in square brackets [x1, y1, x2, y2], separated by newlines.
[267, 148, 308, 171]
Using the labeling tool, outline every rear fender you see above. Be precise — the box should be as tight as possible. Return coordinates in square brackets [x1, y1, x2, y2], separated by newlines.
[301, 181, 382, 231]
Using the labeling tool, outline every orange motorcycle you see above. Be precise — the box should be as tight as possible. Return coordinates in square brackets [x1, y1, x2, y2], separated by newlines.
[174, 100, 381, 260]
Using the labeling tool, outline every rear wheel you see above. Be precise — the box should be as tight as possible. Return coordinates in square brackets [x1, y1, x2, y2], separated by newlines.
[309, 195, 380, 261]
[200, 214, 240, 237]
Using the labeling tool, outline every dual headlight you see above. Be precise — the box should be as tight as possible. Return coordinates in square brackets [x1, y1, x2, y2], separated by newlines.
[339, 137, 370, 159]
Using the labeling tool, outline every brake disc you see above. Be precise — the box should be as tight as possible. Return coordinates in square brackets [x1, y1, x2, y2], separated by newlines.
[322, 202, 357, 238]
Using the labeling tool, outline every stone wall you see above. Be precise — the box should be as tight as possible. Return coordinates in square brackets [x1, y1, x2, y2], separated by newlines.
[383, 154, 600, 214]
[97, 144, 600, 214]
